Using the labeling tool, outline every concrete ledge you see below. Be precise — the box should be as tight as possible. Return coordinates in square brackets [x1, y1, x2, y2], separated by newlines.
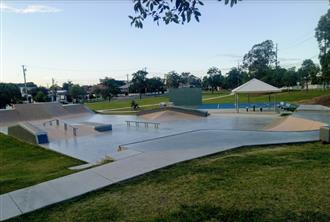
[8, 123, 49, 144]
[320, 126, 330, 143]
[94, 124, 112, 132]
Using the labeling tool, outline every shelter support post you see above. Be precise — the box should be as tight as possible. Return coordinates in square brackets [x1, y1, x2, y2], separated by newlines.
[237, 94, 239, 113]
[274, 94, 276, 112]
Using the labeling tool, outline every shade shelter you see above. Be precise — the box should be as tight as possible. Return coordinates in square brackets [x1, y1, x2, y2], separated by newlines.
[231, 78, 281, 113]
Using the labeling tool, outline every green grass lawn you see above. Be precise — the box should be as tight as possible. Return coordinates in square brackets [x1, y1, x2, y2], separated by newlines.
[11, 142, 330, 222]
[202, 90, 230, 99]
[86, 91, 230, 112]
[86, 90, 330, 113]
[86, 96, 169, 111]
[0, 133, 85, 194]
[203, 89, 330, 104]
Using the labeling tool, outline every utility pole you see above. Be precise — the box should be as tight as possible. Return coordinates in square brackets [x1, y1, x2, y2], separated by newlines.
[126, 74, 129, 83]
[237, 60, 240, 87]
[21, 65, 28, 102]
[51, 78, 56, 102]
[275, 43, 279, 69]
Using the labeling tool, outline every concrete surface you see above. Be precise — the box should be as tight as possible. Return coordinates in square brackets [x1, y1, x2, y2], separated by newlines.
[266, 116, 326, 131]
[0, 128, 319, 221]
[37, 113, 277, 163]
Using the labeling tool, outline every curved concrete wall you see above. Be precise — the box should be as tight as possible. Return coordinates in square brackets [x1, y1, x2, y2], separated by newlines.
[0, 103, 93, 126]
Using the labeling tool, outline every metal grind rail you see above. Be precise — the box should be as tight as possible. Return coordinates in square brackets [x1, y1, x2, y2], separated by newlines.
[125, 120, 160, 129]
[43, 119, 78, 136]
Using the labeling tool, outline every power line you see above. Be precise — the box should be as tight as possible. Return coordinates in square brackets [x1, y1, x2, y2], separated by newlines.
[281, 35, 315, 51]
[27, 65, 139, 73]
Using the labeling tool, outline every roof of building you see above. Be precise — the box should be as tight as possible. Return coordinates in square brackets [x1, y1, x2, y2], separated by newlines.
[232, 78, 281, 94]
[119, 83, 132, 89]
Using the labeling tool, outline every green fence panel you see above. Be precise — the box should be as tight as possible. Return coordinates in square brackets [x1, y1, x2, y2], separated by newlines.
[169, 88, 202, 106]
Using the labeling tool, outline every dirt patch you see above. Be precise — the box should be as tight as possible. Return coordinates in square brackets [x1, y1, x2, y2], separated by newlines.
[299, 94, 330, 107]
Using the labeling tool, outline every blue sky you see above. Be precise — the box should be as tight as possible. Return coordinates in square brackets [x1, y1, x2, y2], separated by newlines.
[0, 0, 329, 86]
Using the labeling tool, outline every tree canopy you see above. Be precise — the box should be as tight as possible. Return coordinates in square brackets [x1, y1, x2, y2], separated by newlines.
[243, 40, 276, 80]
[131, 70, 148, 98]
[130, 0, 240, 28]
[298, 59, 320, 90]
[225, 67, 247, 89]
[315, 8, 330, 83]
[98, 77, 122, 101]
[0, 83, 22, 109]
[206, 67, 224, 93]
[166, 71, 181, 88]
[69, 84, 86, 101]
[146, 77, 165, 93]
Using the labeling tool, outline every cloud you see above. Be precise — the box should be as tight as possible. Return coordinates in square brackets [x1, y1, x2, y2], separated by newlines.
[0, 2, 61, 14]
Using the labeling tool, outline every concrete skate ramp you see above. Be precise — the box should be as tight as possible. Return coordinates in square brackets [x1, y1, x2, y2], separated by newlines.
[0, 103, 92, 126]
[15, 103, 70, 120]
[63, 104, 94, 115]
[141, 110, 202, 122]
[266, 116, 326, 132]
[0, 109, 20, 126]
[8, 122, 49, 144]
[296, 104, 330, 111]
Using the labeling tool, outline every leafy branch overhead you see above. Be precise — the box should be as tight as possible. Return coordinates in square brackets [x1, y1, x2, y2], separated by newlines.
[129, 0, 241, 28]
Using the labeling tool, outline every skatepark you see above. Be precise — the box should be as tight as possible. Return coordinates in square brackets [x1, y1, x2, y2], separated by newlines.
[0, 102, 328, 164]
[1, 78, 330, 221]
[0, 100, 329, 220]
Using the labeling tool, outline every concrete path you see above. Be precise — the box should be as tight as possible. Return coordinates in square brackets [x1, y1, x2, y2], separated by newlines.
[0, 129, 319, 221]
[202, 94, 232, 101]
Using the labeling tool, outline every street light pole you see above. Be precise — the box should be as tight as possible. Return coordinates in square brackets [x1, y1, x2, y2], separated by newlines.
[21, 65, 28, 102]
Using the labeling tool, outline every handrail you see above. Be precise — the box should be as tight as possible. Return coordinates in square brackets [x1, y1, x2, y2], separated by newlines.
[125, 120, 160, 128]
[43, 118, 78, 136]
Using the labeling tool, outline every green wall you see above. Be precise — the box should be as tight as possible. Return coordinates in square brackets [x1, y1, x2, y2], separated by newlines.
[169, 88, 202, 106]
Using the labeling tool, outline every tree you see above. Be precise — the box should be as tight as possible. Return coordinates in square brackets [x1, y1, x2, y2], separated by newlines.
[131, 70, 148, 99]
[243, 40, 276, 79]
[34, 91, 48, 102]
[166, 71, 181, 88]
[0, 83, 22, 109]
[281, 67, 299, 89]
[99, 77, 121, 101]
[69, 84, 86, 102]
[187, 74, 202, 88]
[62, 81, 73, 91]
[315, 9, 330, 85]
[146, 77, 165, 93]
[178, 72, 201, 88]
[225, 67, 247, 89]
[130, 0, 240, 28]
[30, 87, 49, 102]
[298, 59, 320, 91]
[49, 83, 60, 102]
[319, 52, 330, 85]
[180, 72, 190, 86]
[202, 76, 210, 90]
[206, 67, 224, 93]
